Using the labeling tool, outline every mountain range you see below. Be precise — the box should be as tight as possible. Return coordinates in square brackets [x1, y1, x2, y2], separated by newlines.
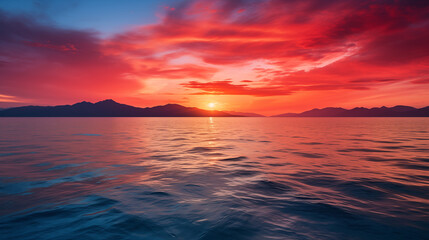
[273, 106, 429, 117]
[0, 100, 240, 117]
[0, 100, 428, 117]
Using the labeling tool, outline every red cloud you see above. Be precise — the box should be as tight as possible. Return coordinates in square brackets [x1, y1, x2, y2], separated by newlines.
[412, 78, 429, 84]
[181, 79, 373, 97]
[103, 0, 429, 96]
[182, 80, 292, 96]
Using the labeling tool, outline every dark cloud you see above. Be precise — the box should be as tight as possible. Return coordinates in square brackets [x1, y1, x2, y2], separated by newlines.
[0, 10, 140, 102]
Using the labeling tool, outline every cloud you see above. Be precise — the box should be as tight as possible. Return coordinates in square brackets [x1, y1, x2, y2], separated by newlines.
[182, 80, 292, 96]
[103, 0, 429, 95]
[0, 93, 20, 103]
[24, 41, 77, 52]
[412, 78, 429, 84]
[0, 11, 142, 103]
[181, 79, 373, 96]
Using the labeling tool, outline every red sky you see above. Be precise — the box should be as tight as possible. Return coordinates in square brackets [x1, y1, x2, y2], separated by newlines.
[0, 0, 428, 115]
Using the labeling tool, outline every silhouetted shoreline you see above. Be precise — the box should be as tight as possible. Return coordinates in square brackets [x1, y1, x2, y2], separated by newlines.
[0, 100, 428, 117]
[273, 106, 429, 117]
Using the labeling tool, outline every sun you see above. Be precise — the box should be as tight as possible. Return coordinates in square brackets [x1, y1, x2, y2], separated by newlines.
[208, 102, 216, 109]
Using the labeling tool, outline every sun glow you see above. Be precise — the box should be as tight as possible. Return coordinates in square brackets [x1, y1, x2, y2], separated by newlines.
[208, 102, 216, 109]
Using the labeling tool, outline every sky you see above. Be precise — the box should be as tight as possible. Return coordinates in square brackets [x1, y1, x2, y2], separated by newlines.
[0, 0, 428, 115]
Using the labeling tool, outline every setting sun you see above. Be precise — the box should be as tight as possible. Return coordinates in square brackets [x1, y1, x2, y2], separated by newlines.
[208, 102, 216, 109]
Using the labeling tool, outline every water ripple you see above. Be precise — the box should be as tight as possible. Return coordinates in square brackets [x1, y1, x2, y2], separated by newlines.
[0, 117, 428, 239]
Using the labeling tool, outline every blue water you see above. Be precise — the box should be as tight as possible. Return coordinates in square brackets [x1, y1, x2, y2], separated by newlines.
[0, 117, 428, 239]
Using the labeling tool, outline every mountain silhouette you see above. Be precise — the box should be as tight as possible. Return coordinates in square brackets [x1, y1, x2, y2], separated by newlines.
[223, 111, 265, 117]
[0, 99, 240, 117]
[273, 106, 429, 117]
[2, 101, 428, 117]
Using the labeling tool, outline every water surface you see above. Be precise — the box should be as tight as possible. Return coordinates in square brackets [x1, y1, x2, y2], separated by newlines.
[0, 117, 428, 239]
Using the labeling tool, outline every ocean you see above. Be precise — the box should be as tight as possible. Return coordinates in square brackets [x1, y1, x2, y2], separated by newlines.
[0, 117, 428, 239]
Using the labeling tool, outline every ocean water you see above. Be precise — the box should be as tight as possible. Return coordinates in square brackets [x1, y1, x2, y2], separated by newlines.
[0, 117, 428, 240]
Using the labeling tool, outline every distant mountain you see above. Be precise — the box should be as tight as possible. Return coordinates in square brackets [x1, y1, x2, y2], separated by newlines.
[273, 106, 429, 117]
[223, 111, 265, 117]
[0, 100, 240, 117]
